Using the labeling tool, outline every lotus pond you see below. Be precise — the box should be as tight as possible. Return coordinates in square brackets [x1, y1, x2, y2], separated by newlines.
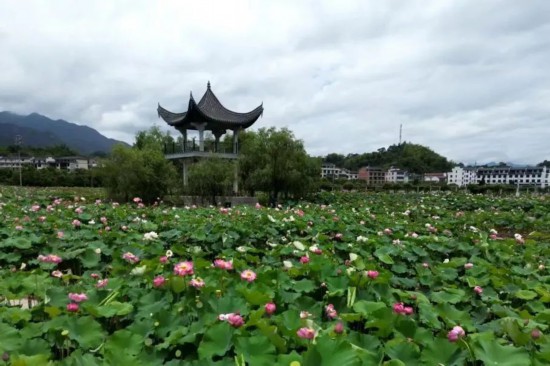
[0, 187, 549, 365]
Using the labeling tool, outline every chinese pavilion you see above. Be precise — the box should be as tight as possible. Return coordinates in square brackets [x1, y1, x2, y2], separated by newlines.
[157, 82, 263, 193]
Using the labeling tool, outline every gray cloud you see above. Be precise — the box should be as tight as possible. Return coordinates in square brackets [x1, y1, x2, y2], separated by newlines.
[0, 0, 549, 165]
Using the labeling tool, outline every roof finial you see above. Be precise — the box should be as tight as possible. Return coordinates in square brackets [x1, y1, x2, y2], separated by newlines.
[207, 81, 211, 89]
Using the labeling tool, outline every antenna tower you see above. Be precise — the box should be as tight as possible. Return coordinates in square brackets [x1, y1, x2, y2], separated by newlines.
[399, 124, 402, 145]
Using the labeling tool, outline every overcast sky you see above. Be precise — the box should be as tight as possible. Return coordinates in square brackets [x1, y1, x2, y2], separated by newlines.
[1, 1, 549, 164]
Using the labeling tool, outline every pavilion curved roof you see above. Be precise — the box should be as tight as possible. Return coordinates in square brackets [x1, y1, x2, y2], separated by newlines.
[157, 82, 263, 130]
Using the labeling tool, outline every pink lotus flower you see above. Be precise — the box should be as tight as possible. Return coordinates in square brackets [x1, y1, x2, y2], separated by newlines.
[334, 322, 344, 334]
[531, 329, 541, 339]
[91, 273, 99, 279]
[38, 254, 62, 264]
[334, 233, 343, 240]
[383, 228, 393, 235]
[159, 256, 168, 264]
[15, 225, 23, 230]
[214, 259, 233, 270]
[393, 302, 413, 315]
[255, 203, 261, 209]
[227, 313, 244, 328]
[325, 304, 338, 319]
[447, 326, 465, 342]
[297, 327, 315, 339]
[464, 263, 474, 269]
[66, 303, 79, 312]
[189, 278, 205, 288]
[31, 204, 41, 212]
[393, 303, 405, 314]
[514, 233, 525, 245]
[38, 216, 46, 222]
[68, 293, 88, 303]
[174, 261, 194, 276]
[153, 276, 166, 288]
[240, 269, 257, 282]
[474, 286, 483, 295]
[122, 252, 140, 264]
[300, 256, 310, 264]
[265, 302, 276, 315]
[72, 219, 81, 227]
[100, 217, 107, 224]
[51, 270, 63, 278]
[96, 279, 109, 288]
[366, 270, 379, 279]
[75, 207, 83, 214]
[57, 231, 64, 239]
[133, 197, 142, 203]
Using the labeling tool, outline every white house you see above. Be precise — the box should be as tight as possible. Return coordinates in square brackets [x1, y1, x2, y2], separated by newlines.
[321, 163, 357, 180]
[385, 167, 409, 183]
[447, 166, 549, 188]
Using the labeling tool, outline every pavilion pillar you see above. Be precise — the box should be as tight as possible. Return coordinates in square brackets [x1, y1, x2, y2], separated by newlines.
[181, 129, 187, 151]
[232, 129, 240, 154]
[213, 130, 226, 152]
[191, 122, 207, 152]
[182, 160, 188, 187]
[233, 162, 239, 195]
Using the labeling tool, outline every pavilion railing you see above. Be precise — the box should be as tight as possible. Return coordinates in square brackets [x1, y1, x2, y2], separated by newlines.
[164, 140, 236, 155]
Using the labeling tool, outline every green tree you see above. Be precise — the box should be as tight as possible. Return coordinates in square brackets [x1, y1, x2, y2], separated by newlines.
[239, 127, 320, 205]
[188, 158, 234, 205]
[101, 143, 177, 203]
[134, 125, 175, 151]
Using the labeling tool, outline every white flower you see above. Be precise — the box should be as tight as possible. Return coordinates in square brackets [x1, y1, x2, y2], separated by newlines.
[469, 226, 478, 233]
[236, 246, 248, 253]
[192, 246, 202, 254]
[94, 248, 101, 254]
[356, 235, 368, 243]
[267, 241, 278, 248]
[490, 229, 498, 234]
[514, 233, 523, 240]
[165, 250, 173, 258]
[292, 241, 305, 251]
[143, 231, 159, 241]
[267, 215, 276, 223]
[300, 311, 311, 319]
[349, 253, 359, 262]
[283, 260, 293, 269]
[88, 220, 96, 225]
[174, 214, 180, 219]
[443, 258, 450, 264]
[309, 245, 319, 252]
[20, 262, 27, 270]
[346, 267, 356, 276]
[130, 265, 147, 276]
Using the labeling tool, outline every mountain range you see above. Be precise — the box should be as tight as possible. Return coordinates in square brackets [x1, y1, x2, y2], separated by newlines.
[0, 111, 127, 154]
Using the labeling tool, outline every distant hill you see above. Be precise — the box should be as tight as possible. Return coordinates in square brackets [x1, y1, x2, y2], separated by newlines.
[323, 142, 455, 174]
[0, 111, 128, 154]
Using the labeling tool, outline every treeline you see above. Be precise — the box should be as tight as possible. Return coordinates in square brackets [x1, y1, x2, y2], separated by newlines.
[323, 142, 454, 174]
[102, 126, 320, 204]
[0, 144, 107, 158]
[0, 166, 102, 187]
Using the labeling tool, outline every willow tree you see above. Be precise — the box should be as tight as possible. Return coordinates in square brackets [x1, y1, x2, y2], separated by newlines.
[239, 127, 320, 205]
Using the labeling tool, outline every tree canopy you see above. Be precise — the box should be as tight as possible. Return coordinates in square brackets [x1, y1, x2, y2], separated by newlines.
[238, 127, 320, 204]
[101, 127, 177, 203]
[322, 142, 455, 174]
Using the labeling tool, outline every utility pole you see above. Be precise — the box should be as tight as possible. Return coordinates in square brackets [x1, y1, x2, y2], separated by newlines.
[399, 124, 402, 145]
[15, 135, 22, 186]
